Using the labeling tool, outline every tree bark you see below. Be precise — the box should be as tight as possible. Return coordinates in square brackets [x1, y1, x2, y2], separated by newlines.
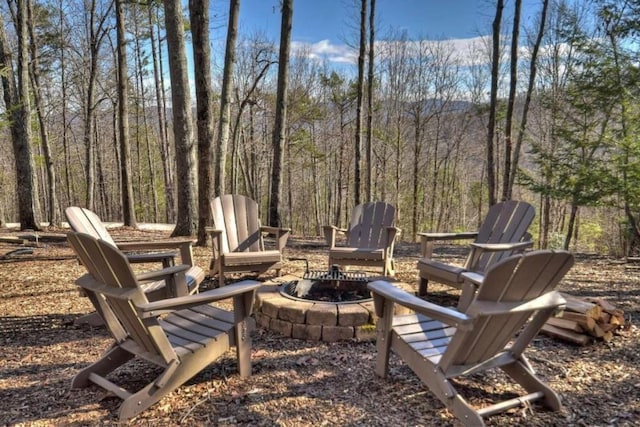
[502, 0, 520, 201]
[164, 0, 197, 236]
[1, 2, 40, 230]
[190, 0, 214, 245]
[487, 0, 503, 207]
[354, 0, 367, 206]
[269, 0, 293, 227]
[215, 0, 240, 195]
[116, 0, 136, 227]
[365, 0, 375, 202]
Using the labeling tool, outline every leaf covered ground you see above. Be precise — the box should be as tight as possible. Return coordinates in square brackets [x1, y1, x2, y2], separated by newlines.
[0, 227, 639, 426]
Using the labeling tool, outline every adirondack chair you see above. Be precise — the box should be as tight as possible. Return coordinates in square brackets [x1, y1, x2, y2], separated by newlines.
[207, 194, 290, 287]
[323, 201, 400, 276]
[416, 200, 535, 296]
[368, 250, 574, 426]
[66, 231, 261, 421]
[65, 206, 202, 299]
[65, 206, 196, 267]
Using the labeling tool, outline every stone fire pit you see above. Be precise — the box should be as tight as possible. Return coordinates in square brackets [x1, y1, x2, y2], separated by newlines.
[254, 271, 380, 342]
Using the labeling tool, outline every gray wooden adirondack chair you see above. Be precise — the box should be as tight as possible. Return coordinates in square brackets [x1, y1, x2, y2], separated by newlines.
[65, 206, 202, 299]
[323, 201, 400, 276]
[416, 200, 535, 296]
[67, 231, 261, 421]
[207, 194, 291, 287]
[368, 250, 574, 426]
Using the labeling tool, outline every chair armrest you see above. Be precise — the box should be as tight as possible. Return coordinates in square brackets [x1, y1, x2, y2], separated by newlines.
[205, 227, 224, 255]
[367, 280, 472, 330]
[469, 240, 533, 253]
[465, 240, 534, 272]
[126, 251, 177, 267]
[323, 225, 347, 248]
[386, 226, 401, 242]
[417, 231, 478, 258]
[116, 239, 195, 266]
[136, 264, 191, 282]
[466, 291, 566, 317]
[260, 226, 291, 251]
[137, 280, 262, 318]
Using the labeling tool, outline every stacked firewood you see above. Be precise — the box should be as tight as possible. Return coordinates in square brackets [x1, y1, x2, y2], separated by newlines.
[541, 293, 626, 345]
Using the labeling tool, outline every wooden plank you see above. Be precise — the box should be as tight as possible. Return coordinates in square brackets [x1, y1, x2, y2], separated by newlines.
[540, 324, 591, 346]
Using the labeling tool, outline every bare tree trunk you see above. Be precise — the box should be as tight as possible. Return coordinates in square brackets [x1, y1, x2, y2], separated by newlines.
[59, 0, 71, 208]
[164, 0, 197, 236]
[365, 0, 375, 202]
[269, 0, 293, 227]
[190, 0, 214, 245]
[28, 0, 58, 226]
[0, 3, 39, 230]
[354, 0, 367, 206]
[509, 0, 549, 199]
[502, 0, 520, 201]
[83, 0, 112, 211]
[564, 202, 578, 250]
[149, 4, 174, 223]
[487, 0, 503, 207]
[116, 0, 136, 227]
[215, 0, 240, 195]
[132, 13, 158, 222]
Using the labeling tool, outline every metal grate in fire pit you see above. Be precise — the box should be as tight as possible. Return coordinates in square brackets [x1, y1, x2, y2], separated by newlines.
[280, 264, 372, 303]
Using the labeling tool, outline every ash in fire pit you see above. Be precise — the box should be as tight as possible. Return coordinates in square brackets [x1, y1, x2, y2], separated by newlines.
[280, 264, 372, 303]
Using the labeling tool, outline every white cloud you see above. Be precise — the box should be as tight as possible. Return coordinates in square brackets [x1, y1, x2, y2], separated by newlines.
[292, 39, 356, 64]
[291, 36, 492, 67]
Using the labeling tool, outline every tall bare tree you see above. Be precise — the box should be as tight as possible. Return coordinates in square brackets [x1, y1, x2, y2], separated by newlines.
[148, 3, 175, 223]
[502, 0, 521, 201]
[190, 0, 214, 244]
[27, 0, 58, 226]
[365, 0, 375, 202]
[116, 0, 136, 226]
[164, 0, 197, 235]
[1, 2, 40, 230]
[215, 0, 240, 195]
[354, 0, 367, 205]
[509, 0, 549, 199]
[487, 0, 504, 206]
[269, 0, 293, 227]
[83, 0, 113, 211]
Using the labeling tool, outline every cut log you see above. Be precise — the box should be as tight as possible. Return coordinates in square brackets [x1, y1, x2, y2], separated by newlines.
[585, 297, 618, 313]
[546, 316, 584, 333]
[541, 324, 591, 346]
[558, 311, 597, 332]
[561, 293, 602, 319]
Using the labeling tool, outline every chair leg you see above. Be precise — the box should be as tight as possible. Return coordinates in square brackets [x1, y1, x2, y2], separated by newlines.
[501, 359, 562, 411]
[418, 277, 429, 296]
[72, 345, 133, 388]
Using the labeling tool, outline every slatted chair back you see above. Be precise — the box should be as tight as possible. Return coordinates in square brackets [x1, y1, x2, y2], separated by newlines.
[442, 250, 574, 372]
[211, 194, 263, 254]
[67, 232, 176, 364]
[346, 202, 396, 249]
[65, 206, 117, 246]
[468, 200, 535, 273]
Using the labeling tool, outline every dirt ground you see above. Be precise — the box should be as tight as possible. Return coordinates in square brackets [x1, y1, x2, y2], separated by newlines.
[0, 227, 639, 426]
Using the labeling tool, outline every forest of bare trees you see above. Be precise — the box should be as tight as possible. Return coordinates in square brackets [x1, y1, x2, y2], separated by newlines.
[2, 0, 640, 256]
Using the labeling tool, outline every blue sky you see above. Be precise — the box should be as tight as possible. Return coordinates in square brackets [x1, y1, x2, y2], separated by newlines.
[212, 0, 535, 66]
[237, 0, 492, 42]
